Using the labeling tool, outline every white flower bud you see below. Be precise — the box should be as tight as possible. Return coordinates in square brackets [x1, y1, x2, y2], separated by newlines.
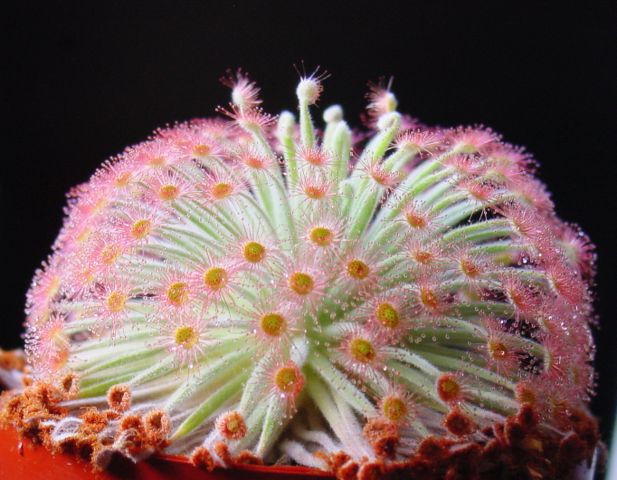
[377, 111, 401, 132]
[296, 78, 322, 105]
[277, 110, 295, 138]
[323, 105, 343, 123]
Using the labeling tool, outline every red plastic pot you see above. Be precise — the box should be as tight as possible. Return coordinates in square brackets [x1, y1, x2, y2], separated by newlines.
[0, 427, 601, 479]
[0, 428, 333, 480]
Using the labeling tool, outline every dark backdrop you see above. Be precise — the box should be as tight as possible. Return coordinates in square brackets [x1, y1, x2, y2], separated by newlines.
[4, 1, 616, 447]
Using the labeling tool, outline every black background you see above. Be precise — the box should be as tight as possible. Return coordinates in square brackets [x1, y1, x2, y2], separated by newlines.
[4, 1, 616, 449]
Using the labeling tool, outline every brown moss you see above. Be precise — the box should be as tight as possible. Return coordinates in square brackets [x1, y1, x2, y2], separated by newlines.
[504, 416, 526, 446]
[357, 460, 384, 480]
[91, 444, 116, 471]
[446, 443, 481, 479]
[516, 402, 539, 430]
[104, 409, 121, 421]
[119, 413, 142, 431]
[56, 434, 80, 454]
[118, 414, 146, 456]
[372, 434, 399, 459]
[323, 403, 598, 479]
[0, 392, 23, 426]
[444, 408, 476, 437]
[314, 450, 351, 472]
[0, 380, 601, 479]
[32, 382, 66, 412]
[190, 446, 215, 472]
[80, 408, 109, 435]
[363, 418, 400, 458]
[556, 406, 600, 455]
[388, 457, 438, 480]
[233, 450, 263, 465]
[0, 349, 26, 372]
[417, 436, 456, 461]
[213, 441, 234, 467]
[76, 434, 98, 461]
[557, 432, 588, 477]
[107, 384, 131, 412]
[336, 459, 359, 480]
[143, 409, 171, 447]
[0, 382, 66, 448]
[58, 372, 79, 398]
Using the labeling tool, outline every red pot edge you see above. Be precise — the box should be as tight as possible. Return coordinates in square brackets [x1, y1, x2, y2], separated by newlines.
[154, 451, 332, 476]
[0, 426, 602, 479]
[0, 427, 334, 479]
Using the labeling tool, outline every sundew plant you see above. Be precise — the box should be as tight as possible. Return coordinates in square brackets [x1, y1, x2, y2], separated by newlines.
[0, 71, 599, 479]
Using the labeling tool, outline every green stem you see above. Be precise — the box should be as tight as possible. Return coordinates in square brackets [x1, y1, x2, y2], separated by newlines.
[299, 100, 315, 148]
[172, 371, 249, 440]
[309, 354, 375, 417]
[164, 349, 253, 412]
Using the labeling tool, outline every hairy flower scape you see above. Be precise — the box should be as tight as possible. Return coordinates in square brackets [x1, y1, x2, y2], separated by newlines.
[0, 71, 599, 479]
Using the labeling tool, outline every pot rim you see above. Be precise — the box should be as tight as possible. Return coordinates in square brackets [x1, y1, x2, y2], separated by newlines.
[154, 452, 332, 476]
[0, 427, 600, 479]
[0, 427, 333, 479]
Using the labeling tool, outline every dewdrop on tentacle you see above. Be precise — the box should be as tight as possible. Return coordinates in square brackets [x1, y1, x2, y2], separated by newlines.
[2, 68, 599, 480]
